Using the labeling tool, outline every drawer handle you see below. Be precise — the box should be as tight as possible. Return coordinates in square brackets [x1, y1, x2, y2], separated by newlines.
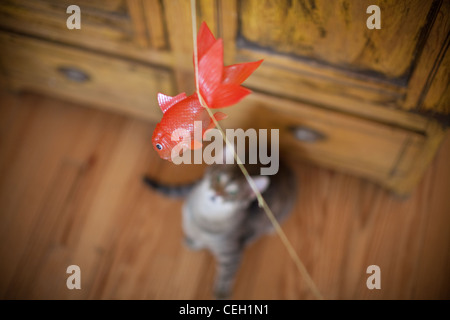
[290, 126, 326, 143]
[58, 66, 90, 83]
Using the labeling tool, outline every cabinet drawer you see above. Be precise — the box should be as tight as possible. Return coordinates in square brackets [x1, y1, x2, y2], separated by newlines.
[0, 0, 169, 53]
[0, 0, 131, 46]
[0, 32, 174, 120]
[247, 94, 426, 191]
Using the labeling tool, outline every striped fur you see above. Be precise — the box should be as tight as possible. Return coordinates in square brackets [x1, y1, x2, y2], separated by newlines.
[144, 162, 297, 299]
[142, 176, 197, 198]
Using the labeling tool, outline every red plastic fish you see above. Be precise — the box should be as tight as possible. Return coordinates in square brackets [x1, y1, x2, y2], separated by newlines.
[152, 22, 263, 162]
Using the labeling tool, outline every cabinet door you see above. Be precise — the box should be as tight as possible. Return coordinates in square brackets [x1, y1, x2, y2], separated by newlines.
[167, 0, 448, 122]
[0, 0, 171, 63]
[0, 32, 175, 121]
[167, 0, 447, 194]
[229, 0, 448, 121]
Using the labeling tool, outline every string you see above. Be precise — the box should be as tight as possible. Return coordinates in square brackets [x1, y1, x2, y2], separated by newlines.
[190, 0, 323, 300]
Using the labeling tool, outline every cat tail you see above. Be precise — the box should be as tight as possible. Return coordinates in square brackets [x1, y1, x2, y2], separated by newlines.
[196, 22, 263, 109]
[142, 176, 196, 198]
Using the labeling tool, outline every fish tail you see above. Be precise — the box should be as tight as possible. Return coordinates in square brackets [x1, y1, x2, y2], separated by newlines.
[196, 22, 263, 109]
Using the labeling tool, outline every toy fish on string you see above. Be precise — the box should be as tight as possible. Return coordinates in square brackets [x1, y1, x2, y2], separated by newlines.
[152, 22, 263, 161]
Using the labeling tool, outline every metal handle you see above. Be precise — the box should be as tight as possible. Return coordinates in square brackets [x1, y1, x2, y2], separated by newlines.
[290, 125, 326, 143]
[58, 66, 90, 83]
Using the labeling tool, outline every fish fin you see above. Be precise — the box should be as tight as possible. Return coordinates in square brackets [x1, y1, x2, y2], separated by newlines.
[209, 85, 251, 109]
[222, 60, 263, 85]
[197, 22, 216, 61]
[157, 92, 187, 113]
[213, 111, 228, 122]
[198, 39, 223, 108]
[195, 23, 262, 109]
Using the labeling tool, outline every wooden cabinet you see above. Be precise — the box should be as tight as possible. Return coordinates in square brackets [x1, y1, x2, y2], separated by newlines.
[0, 0, 448, 195]
[0, 32, 174, 119]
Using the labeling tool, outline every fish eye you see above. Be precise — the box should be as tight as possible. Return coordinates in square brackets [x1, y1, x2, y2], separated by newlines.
[156, 143, 163, 150]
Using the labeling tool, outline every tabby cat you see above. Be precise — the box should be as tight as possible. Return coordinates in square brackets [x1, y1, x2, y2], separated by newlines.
[143, 153, 297, 299]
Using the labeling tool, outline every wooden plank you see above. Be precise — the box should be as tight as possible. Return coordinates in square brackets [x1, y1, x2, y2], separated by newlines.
[5, 161, 84, 298]
[387, 121, 445, 194]
[404, 0, 450, 112]
[217, 0, 448, 127]
[0, 31, 175, 121]
[197, 0, 219, 37]
[422, 44, 450, 115]
[162, 0, 196, 93]
[1, 90, 449, 300]
[0, 0, 173, 67]
[218, 0, 238, 65]
[0, 0, 133, 45]
[127, 0, 150, 48]
[409, 135, 450, 298]
[238, 0, 432, 79]
[239, 93, 438, 195]
[0, 94, 93, 297]
[143, 0, 169, 50]
[239, 55, 407, 119]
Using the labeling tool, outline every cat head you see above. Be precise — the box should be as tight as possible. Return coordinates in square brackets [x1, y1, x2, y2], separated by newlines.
[198, 144, 270, 213]
[204, 164, 269, 209]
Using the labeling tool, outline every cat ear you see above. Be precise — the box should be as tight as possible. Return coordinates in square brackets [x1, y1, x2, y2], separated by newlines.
[250, 176, 270, 196]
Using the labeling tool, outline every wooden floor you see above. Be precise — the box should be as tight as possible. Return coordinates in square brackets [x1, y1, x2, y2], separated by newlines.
[0, 90, 449, 300]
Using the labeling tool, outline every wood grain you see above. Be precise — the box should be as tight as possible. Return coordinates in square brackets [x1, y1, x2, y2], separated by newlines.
[239, 0, 432, 79]
[0, 90, 448, 299]
[143, 0, 169, 50]
[0, 0, 173, 67]
[404, 0, 450, 113]
[0, 0, 448, 120]
[127, 0, 151, 48]
[0, 31, 175, 121]
[238, 92, 443, 195]
[0, 0, 133, 45]
[422, 39, 450, 115]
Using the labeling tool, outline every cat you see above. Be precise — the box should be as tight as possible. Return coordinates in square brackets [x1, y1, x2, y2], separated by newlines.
[143, 150, 297, 299]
